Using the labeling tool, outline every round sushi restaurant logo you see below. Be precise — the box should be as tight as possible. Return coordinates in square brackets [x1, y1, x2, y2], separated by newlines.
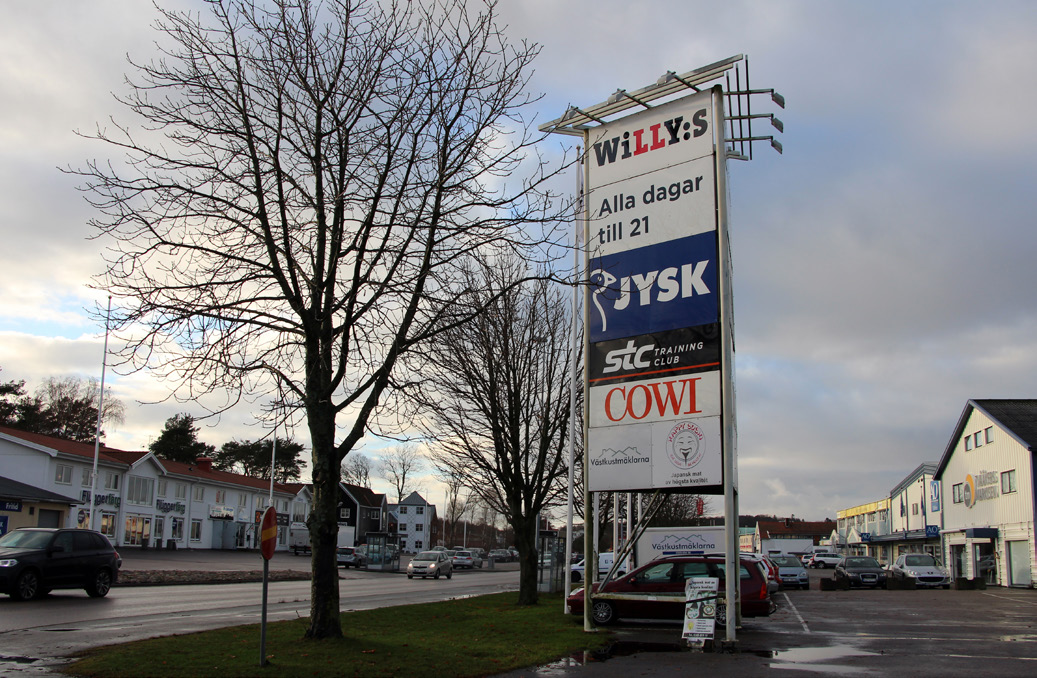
[667, 421, 705, 469]
[963, 474, 975, 508]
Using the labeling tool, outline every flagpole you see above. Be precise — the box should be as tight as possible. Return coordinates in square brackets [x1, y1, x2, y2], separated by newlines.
[87, 295, 112, 532]
[564, 148, 583, 612]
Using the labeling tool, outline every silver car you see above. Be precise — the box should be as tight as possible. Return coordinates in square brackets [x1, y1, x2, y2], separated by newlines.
[890, 553, 950, 589]
[770, 555, 810, 589]
[407, 551, 453, 580]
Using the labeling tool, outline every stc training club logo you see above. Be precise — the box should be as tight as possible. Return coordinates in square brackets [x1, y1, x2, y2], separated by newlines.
[666, 421, 705, 470]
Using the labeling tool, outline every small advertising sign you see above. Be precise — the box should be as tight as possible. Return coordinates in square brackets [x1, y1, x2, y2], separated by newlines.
[682, 577, 719, 646]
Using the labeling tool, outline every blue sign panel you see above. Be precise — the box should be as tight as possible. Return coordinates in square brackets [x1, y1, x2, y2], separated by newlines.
[0, 515, 8, 536]
[1, 500, 22, 512]
[930, 480, 941, 512]
[925, 525, 940, 538]
[589, 231, 718, 342]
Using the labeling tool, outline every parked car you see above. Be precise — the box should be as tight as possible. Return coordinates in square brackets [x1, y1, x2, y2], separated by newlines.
[407, 551, 453, 579]
[834, 556, 887, 588]
[808, 552, 842, 568]
[569, 552, 624, 583]
[890, 553, 951, 588]
[468, 547, 486, 561]
[336, 546, 364, 568]
[431, 545, 447, 552]
[489, 549, 512, 562]
[739, 553, 780, 594]
[0, 528, 121, 601]
[451, 550, 481, 569]
[769, 555, 810, 589]
[566, 554, 774, 626]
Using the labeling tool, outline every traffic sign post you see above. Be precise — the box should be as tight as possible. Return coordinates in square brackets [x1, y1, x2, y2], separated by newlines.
[259, 506, 276, 667]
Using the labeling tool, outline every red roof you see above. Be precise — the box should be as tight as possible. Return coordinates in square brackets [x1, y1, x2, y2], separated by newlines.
[0, 425, 297, 495]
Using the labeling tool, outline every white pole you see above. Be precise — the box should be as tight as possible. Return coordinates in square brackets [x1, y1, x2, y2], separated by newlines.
[564, 146, 583, 611]
[269, 428, 276, 503]
[87, 296, 112, 532]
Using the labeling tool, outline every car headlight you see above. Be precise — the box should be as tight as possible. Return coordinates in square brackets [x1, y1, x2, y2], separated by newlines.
[905, 570, 917, 577]
[0, 559, 17, 567]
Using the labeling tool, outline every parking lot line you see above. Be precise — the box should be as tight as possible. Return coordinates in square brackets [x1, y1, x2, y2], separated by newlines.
[779, 592, 810, 633]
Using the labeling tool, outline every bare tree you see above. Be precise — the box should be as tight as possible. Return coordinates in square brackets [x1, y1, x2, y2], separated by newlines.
[379, 445, 424, 504]
[72, 0, 567, 639]
[341, 453, 371, 488]
[415, 255, 574, 604]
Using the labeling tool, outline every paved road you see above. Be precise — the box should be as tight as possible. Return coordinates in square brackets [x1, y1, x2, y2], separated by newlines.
[0, 548, 520, 676]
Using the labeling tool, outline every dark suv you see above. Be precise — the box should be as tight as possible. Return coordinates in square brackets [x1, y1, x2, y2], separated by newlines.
[0, 528, 121, 600]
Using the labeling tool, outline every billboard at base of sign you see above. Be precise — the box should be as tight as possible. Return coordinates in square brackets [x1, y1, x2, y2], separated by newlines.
[636, 526, 725, 564]
[587, 416, 722, 492]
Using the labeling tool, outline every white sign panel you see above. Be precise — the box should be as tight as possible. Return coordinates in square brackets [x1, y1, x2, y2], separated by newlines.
[682, 577, 719, 645]
[585, 88, 725, 493]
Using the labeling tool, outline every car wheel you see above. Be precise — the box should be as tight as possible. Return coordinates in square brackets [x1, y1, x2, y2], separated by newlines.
[591, 600, 616, 625]
[407, 574, 413, 579]
[715, 602, 728, 627]
[13, 570, 41, 601]
[434, 570, 440, 579]
[447, 570, 453, 579]
[571, 571, 581, 583]
[86, 569, 113, 598]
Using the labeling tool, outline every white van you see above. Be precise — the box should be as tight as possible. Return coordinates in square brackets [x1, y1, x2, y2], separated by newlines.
[569, 552, 624, 583]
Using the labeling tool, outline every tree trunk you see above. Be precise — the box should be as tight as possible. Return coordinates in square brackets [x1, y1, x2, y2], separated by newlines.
[305, 405, 342, 639]
[515, 518, 539, 605]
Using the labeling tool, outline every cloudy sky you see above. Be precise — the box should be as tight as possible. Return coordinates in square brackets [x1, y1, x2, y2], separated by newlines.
[2, 0, 1035, 522]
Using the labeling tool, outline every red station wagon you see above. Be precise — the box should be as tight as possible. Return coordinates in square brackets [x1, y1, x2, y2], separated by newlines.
[567, 554, 775, 626]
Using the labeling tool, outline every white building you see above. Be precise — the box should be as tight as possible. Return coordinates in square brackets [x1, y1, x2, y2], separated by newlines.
[934, 400, 1036, 587]
[0, 426, 309, 551]
[390, 491, 436, 553]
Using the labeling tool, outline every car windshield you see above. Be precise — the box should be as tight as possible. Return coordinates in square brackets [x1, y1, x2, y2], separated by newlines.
[0, 530, 53, 549]
[771, 556, 802, 567]
[414, 552, 438, 561]
[844, 557, 880, 568]
[904, 555, 937, 567]
[455, 551, 471, 557]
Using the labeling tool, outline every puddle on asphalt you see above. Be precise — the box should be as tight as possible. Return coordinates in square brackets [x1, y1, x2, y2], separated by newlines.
[531, 641, 683, 675]
[755, 644, 879, 675]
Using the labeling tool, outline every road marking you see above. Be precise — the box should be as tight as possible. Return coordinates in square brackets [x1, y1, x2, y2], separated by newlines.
[980, 592, 1037, 606]
[781, 592, 810, 633]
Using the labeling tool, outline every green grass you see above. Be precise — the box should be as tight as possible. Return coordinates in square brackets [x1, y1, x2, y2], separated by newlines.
[66, 592, 608, 677]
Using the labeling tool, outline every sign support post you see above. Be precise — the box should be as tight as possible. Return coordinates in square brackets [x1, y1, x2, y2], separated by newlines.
[259, 506, 277, 667]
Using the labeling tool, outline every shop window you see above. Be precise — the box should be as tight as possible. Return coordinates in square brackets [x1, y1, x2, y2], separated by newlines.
[1001, 469, 1017, 494]
[171, 517, 185, 540]
[190, 519, 203, 542]
[100, 512, 118, 539]
[985, 427, 994, 444]
[952, 483, 964, 503]
[54, 464, 72, 485]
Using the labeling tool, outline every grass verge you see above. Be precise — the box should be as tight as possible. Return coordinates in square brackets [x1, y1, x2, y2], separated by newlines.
[66, 592, 608, 678]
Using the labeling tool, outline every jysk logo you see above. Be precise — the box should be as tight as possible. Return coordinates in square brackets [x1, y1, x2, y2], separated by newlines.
[590, 232, 718, 342]
[592, 111, 709, 167]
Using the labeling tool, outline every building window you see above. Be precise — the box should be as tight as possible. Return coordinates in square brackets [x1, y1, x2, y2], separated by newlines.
[194, 486, 205, 502]
[1001, 469, 1017, 494]
[400, 506, 408, 514]
[416, 506, 424, 515]
[339, 508, 351, 520]
[82, 467, 92, 486]
[171, 517, 185, 540]
[415, 523, 424, 532]
[974, 432, 983, 448]
[126, 476, 155, 506]
[399, 523, 408, 532]
[105, 472, 120, 491]
[238, 492, 247, 507]
[912, 503, 919, 516]
[985, 427, 993, 443]
[965, 437, 972, 451]
[215, 490, 226, 504]
[176, 483, 187, 499]
[293, 504, 307, 522]
[190, 519, 203, 542]
[415, 540, 423, 550]
[157, 479, 167, 497]
[952, 484, 964, 503]
[55, 464, 72, 485]
[100, 512, 117, 539]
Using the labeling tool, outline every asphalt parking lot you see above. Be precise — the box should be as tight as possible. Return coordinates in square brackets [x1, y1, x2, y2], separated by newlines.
[508, 568, 1037, 677]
